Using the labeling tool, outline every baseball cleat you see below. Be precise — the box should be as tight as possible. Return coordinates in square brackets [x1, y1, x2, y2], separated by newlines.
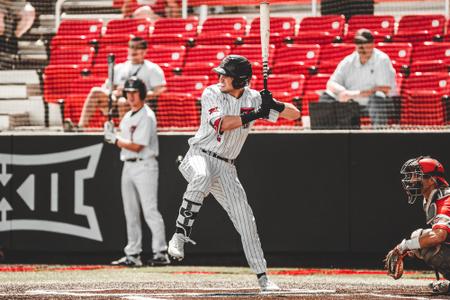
[111, 255, 143, 267]
[258, 275, 281, 292]
[429, 280, 450, 294]
[168, 233, 196, 261]
[147, 252, 170, 266]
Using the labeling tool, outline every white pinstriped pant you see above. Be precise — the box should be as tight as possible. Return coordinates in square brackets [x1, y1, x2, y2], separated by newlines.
[121, 158, 167, 256]
[179, 147, 267, 274]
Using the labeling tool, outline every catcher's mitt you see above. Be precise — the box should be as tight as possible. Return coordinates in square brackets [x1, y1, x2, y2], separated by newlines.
[384, 248, 407, 280]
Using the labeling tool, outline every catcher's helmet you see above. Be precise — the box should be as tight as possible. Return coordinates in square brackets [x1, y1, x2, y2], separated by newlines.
[400, 156, 449, 204]
[213, 55, 252, 89]
[123, 76, 147, 100]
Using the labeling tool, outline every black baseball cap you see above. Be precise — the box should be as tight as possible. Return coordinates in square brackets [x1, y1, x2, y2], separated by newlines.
[354, 29, 374, 44]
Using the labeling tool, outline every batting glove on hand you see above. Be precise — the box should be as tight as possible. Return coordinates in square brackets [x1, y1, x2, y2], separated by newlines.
[259, 89, 273, 117]
[260, 89, 285, 114]
[103, 121, 117, 144]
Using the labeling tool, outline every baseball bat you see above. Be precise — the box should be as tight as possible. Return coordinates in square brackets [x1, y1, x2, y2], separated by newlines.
[260, 1, 270, 91]
[107, 53, 115, 122]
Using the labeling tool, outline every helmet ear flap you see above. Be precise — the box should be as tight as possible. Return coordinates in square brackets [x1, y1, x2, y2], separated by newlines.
[232, 78, 248, 89]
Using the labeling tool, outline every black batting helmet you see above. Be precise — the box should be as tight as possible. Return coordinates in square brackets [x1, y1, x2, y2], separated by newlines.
[123, 76, 147, 100]
[213, 55, 252, 89]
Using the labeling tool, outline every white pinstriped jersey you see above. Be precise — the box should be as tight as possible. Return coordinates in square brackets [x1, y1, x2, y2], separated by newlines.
[188, 84, 279, 160]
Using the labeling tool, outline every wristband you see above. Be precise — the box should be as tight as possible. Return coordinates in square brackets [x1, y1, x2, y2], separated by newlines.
[398, 237, 421, 252]
[272, 100, 285, 113]
[405, 237, 421, 250]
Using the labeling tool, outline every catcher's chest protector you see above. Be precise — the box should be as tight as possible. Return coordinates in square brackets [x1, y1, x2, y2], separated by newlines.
[424, 188, 450, 224]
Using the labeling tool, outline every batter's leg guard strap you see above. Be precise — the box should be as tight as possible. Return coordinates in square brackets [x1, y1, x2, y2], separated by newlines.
[175, 198, 202, 237]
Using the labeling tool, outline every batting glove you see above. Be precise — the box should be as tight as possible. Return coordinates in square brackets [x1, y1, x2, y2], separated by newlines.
[103, 121, 117, 144]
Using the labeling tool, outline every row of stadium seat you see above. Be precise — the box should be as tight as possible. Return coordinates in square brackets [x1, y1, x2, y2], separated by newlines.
[50, 14, 450, 51]
[58, 70, 450, 128]
[44, 41, 450, 103]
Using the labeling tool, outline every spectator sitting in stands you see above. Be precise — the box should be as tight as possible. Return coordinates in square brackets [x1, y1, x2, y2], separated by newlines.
[0, 0, 35, 55]
[320, 29, 397, 126]
[77, 37, 167, 129]
[122, 0, 180, 20]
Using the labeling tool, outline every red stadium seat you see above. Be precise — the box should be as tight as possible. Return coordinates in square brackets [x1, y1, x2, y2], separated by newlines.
[231, 44, 275, 72]
[253, 74, 305, 97]
[149, 17, 198, 45]
[49, 46, 95, 68]
[184, 45, 231, 76]
[146, 45, 186, 68]
[346, 15, 395, 42]
[394, 15, 446, 43]
[184, 45, 231, 63]
[43, 65, 82, 103]
[196, 17, 247, 45]
[401, 90, 446, 127]
[376, 42, 412, 73]
[318, 43, 355, 74]
[165, 75, 209, 98]
[444, 19, 450, 42]
[272, 44, 320, 75]
[410, 60, 448, 73]
[243, 17, 296, 46]
[410, 42, 450, 73]
[157, 93, 200, 129]
[91, 46, 129, 76]
[100, 18, 151, 46]
[64, 75, 106, 123]
[182, 62, 215, 75]
[412, 42, 450, 62]
[295, 15, 345, 44]
[402, 72, 450, 97]
[302, 74, 331, 116]
[50, 19, 103, 49]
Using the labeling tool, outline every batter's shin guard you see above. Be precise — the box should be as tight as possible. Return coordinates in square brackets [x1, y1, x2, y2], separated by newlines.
[175, 199, 202, 237]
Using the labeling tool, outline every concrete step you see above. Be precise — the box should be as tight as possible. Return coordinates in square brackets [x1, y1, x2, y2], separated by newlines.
[0, 85, 28, 99]
[29, 26, 55, 36]
[0, 113, 30, 130]
[39, 14, 56, 29]
[0, 70, 39, 84]
[18, 40, 46, 52]
[0, 97, 62, 127]
[60, 13, 121, 22]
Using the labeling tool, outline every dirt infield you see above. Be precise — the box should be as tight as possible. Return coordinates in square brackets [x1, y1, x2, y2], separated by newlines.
[0, 265, 449, 299]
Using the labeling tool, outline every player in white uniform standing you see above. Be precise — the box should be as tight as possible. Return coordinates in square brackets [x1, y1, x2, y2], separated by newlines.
[167, 55, 300, 291]
[104, 77, 169, 267]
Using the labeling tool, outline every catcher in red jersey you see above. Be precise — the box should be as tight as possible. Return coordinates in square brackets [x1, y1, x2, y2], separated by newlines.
[386, 156, 450, 294]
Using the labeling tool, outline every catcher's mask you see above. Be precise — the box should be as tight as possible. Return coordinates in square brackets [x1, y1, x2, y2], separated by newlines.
[401, 156, 449, 204]
[123, 76, 147, 100]
[213, 55, 252, 89]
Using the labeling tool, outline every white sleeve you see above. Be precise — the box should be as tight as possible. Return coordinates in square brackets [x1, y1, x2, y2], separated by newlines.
[131, 114, 152, 146]
[201, 88, 223, 133]
[148, 63, 167, 88]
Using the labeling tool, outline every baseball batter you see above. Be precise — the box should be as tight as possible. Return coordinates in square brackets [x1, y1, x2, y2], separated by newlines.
[386, 156, 450, 294]
[167, 55, 300, 291]
[105, 77, 169, 267]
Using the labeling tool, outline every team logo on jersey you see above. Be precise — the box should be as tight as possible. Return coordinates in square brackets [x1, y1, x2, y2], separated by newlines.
[130, 125, 137, 141]
[0, 144, 103, 241]
[209, 107, 219, 114]
[240, 107, 255, 129]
